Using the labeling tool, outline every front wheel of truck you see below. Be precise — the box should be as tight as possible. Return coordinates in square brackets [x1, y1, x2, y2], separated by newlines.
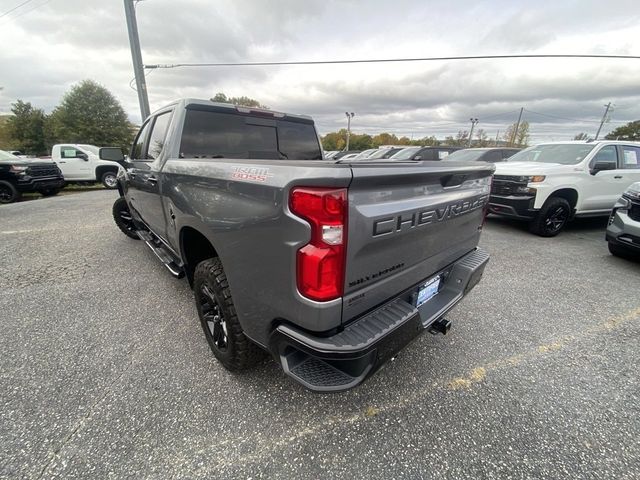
[529, 197, 571, 237]
[194, 258, 264, 371]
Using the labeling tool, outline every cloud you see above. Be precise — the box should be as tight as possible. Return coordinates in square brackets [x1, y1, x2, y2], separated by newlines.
[0, 0, 638, 143]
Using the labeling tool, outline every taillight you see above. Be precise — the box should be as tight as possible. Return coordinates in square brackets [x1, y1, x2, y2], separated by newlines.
[290, 187, 347, 302]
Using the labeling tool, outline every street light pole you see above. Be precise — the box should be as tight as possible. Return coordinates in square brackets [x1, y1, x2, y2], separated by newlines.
[468, 118, 478, 147]
[345, 112, 354, 150]
[124, 0, 150, 121]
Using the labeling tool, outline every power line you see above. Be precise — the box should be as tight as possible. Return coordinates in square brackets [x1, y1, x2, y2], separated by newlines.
[524, 108, 603, 124]
[0, 0, 51, 26]
[145, 54, 640, 69]
[0, 0, 34, 18]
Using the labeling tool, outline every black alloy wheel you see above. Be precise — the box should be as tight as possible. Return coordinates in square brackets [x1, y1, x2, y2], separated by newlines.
[0, 181, 19, 204]
[112, 197, 140, 239]
[529, 197, 571, 237]
[545, 205, 569, 234]
[199, 283, 228, 351]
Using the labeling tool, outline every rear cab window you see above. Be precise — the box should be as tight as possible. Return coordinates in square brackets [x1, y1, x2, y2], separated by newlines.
[179, 107, 322, 160]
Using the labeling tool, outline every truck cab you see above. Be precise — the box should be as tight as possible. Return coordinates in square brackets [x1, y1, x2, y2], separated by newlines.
[489, 141, 640, 236]
[51, 144, 125, 188]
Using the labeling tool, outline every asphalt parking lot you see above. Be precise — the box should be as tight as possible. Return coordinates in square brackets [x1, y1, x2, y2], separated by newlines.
[1, 190, 639, 479]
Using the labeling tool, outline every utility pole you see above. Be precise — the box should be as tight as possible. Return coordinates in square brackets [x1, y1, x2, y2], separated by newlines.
[124, 0, 150, 121]
[468, 118, 478, 147]
[595, 102, 612, 140]
[510, 107, 524, 146]
[345, 112, 354, 150]
[495, 130, 500, 146]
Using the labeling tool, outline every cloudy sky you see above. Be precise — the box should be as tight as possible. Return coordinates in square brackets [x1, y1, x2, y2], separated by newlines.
[1, 0, 639, 142]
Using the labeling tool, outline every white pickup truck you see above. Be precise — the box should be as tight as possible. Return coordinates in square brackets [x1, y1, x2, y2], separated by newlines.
[488, 141, 640, 236]
[50, 144, 125, 189]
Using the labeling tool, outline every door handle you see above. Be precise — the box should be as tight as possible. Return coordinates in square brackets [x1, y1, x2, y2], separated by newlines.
[58, 161, 66, 164]
[614, 175, 623, 179]
[147, 175, 158, 184]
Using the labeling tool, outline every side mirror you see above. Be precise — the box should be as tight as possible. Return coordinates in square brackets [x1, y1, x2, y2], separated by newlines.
[590, 160, 616, 175]
[413, 155, 422, 161]
[77, 152, 89, 161]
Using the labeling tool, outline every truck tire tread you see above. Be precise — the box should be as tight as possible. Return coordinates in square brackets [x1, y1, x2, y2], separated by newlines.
[194, 258, 265, 371]
[529, 197, 571, 237]
[112, 197, 140, 239]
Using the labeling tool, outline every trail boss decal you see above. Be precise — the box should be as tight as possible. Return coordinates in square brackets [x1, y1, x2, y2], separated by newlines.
[231, 166, 272, 182]
[373, 195, 489, 237]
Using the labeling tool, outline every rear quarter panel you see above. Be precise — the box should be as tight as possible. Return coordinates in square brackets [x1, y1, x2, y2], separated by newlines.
[161, 158, 352, 345]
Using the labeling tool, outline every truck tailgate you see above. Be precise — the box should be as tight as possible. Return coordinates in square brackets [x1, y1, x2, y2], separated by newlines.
[343, 161, 493, 323]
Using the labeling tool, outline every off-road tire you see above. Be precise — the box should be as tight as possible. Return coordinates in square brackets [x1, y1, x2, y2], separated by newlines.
[112, 197, 139, 239]
[194, 258, 264, 371]
[101, 171, 118, 189]
[40, 188, 60, 197]
[0, 180, 20, 204]
[529, 197, 571, 237]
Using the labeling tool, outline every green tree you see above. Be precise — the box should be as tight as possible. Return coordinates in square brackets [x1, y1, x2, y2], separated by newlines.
[348, 133, 373, 150]
[211, 92, 267, 109]
[321, 130, 347, 150]
[417, 136, 439, 146]
[444, 130, 469, 146]
[0, 115, 14, 150]
[5, 100, 47, 155]
[372, 132, 400, 147]
[475, 128, 490, 147]
[605, 120, 640, 141]
[574, 132, 588, 140]
[47, 80, 133, 150]
[503, 121, 530, 147]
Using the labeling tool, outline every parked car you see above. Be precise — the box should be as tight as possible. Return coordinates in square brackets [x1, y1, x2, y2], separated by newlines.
[0, 150, 65, 203]
[444, 148, 520, 163]
[606, 182, 640, 257]
[323, 150, 339, 159]
[351, 148, 378, 160]
[389, 146, 462, 161]
[112, 98, 492, 392]
[489, 141, 640, 236]
[50, 144, 125, 188]
[332, 150, 361, 160]
[363, 147, 404, 160]
[8, 150, 28, 158]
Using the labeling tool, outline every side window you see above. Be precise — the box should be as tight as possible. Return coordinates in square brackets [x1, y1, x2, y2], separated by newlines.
[60, 146, 79, 158]
[438, 150, 451, 159]
[147, 111, 173, 160]
[592, 145, 618, 169]
[131, 120, 152, 160]
[621, 146, 640, 169]
[502, 150, 516, 159]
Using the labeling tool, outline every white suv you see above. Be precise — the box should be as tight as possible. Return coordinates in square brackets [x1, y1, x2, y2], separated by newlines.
[488, 141, 640, 236]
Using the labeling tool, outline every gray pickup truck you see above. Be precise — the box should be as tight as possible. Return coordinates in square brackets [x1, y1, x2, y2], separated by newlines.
[112, 99, 493, 392]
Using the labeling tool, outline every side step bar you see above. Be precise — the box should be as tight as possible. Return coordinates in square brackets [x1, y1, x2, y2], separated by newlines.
[136, 230, 185, 278]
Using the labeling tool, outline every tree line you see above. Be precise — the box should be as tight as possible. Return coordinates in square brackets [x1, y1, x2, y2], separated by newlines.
[321, 122, 532, 151]
[0, 80, 134, 155]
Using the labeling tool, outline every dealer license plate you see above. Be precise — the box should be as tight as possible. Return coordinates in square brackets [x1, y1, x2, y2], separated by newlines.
[416, 276, 440, 308]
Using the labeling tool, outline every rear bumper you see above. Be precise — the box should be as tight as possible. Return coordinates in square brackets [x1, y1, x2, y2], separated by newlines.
[16, 176, 65, 192]
[270, 248, 490, 392]
[488, 195, 537, 220]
